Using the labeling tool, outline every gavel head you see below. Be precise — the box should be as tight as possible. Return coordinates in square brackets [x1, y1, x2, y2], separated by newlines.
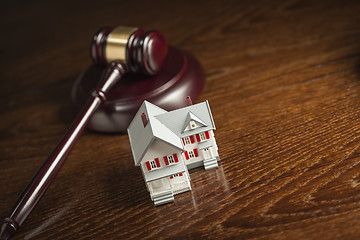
[91, 26, 168, 75]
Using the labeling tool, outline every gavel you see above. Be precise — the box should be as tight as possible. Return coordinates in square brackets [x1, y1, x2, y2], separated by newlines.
[91, 26, 167, 74]
[0, 26, 168, 240]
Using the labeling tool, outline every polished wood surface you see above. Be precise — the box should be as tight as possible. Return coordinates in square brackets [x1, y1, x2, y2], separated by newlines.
[1, 1, 360, 239]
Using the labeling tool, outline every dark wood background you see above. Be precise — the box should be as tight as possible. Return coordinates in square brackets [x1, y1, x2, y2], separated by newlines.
[1, 0, 360, 239]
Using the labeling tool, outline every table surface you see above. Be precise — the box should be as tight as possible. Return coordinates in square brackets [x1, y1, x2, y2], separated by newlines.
[1, 1, 360, 239]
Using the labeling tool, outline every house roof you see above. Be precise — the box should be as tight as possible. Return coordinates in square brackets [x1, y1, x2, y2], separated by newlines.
[155, 100, 215, 138]
[181, 112, 207, 133]
[127, 100, 216, 166]
[127, 101, 184, 166]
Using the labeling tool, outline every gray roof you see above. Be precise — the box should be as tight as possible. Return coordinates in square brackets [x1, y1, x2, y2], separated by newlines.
[155, 100, 215, 138]
[182, 112, 207, 133]
[127, 100, 215, 166]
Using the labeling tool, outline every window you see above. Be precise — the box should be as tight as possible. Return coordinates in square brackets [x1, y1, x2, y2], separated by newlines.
[170, 173, 183, 179]
[184, 137, 191, 145]
[164, 154, 179, 165]
[150, 160, 157, 169]
[199, 132, 207, 141]
[190, 120, 196, 129]
[196, 132, 209, 142]
[145, 158, 160, 171]
[184, 149, 198, 160]
[183, 136, 196, 145]
[168, 155, 175, 164]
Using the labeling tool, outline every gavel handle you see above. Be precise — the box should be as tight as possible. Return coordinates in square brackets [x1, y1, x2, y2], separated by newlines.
[0, 62, 124, 240]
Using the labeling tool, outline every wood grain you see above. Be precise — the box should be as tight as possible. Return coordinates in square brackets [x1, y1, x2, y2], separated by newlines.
[1, 0, 360, 239]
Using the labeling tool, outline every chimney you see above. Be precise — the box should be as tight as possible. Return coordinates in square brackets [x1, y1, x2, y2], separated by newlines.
[141, 112, 148, 127]
[185, 96, 193, 106]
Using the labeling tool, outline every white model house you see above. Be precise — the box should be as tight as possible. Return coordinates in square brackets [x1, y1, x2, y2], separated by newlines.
[127, 100, 219, 206]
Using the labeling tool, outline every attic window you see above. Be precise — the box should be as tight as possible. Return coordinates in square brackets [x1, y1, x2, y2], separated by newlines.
[190, 120, 196, 129]
[141, 112, 148, 127]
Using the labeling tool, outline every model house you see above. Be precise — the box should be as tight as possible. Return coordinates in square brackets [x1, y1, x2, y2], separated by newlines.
[127, 99, 220, 206]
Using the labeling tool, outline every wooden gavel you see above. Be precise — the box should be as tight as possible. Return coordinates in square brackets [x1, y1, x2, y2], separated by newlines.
[0, 26, 168, 240]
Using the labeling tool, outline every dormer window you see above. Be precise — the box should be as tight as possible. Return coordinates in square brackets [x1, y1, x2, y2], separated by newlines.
[181, 112, 207, 133]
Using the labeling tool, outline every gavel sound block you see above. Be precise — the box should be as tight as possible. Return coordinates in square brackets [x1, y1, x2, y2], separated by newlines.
[72, 46, 206, 133]
[0, 26, 205, 240]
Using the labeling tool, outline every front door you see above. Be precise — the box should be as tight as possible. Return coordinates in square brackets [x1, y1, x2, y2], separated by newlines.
[202, 147, 212, 160]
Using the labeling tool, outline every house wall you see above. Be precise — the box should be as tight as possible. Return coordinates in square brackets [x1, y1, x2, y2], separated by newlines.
[182, 130, 219, 169]
[147, 171, 191, 199]
[127, 104, 156, 166]
[141, 140, 182, 172]
[140, 139, 192, 196]
[207, 130, 219, 158]
[183, 120, 204, 132]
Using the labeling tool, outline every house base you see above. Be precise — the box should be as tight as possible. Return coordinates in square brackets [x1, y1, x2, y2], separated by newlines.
[186, 157, 220, 171]
[186, 161, 204, 170]
[149, 172, 192, 206]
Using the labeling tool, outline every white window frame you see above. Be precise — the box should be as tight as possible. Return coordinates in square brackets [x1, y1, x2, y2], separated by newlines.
[188, 150, 195, 158]
[189, 120, 196, 129]
[172, 173, 183, 178]
[199, 132, 207, 141]
[149, 160, 158, 170]
[168, 155, 175, 164]
[184, 137, 191, 145]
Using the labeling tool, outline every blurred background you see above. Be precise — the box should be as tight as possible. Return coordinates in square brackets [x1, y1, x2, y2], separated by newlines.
[1, 1, 360, 239]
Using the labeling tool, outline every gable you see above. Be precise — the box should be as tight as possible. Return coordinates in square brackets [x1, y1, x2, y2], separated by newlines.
[155, 101, 216, 138]
[128, 101, 184, 166]
[182, 112, 207, 133]
[141, 139, 183, 165]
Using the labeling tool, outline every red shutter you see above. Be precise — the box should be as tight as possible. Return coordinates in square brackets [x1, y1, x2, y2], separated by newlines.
[179, 173, 183, 176]
[155, 158, 160, 167]
[173, 153, 178, 162]
[196, 134, 201, 142]
[163, 156, 169, 165]
[190, 135, 195, 144]
[170, 175, 174, 179]
[145, 161, 151, 171]
[205, 131, 210, 139]
[184, 151, 189, 160]
[194, 148, 199, 157]
[182, 138, 186, 145]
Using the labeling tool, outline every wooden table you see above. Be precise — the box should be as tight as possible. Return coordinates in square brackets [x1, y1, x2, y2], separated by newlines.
[1, 1, 360, 239]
